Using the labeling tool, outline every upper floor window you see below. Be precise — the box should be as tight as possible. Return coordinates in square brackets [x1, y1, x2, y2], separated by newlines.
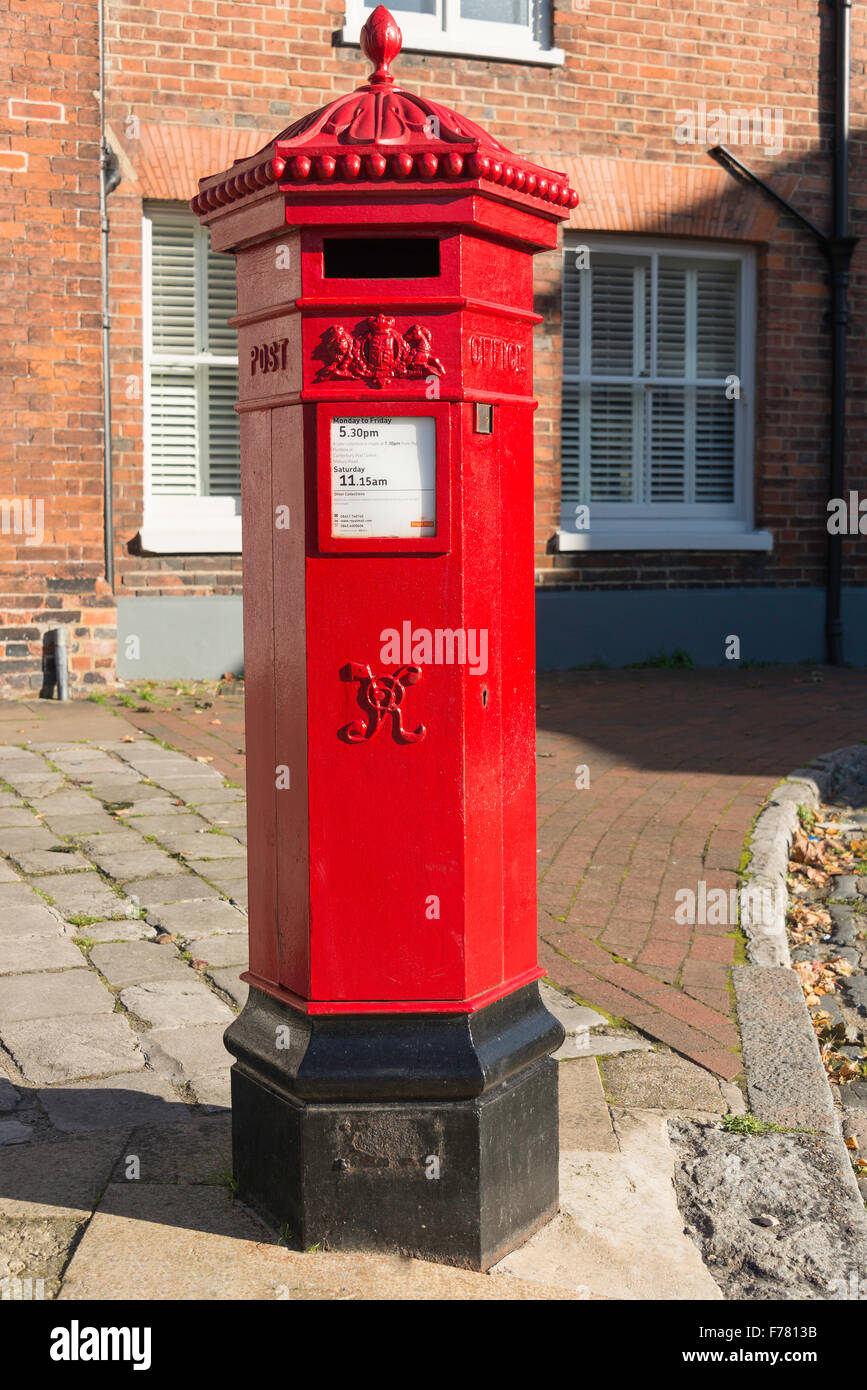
[341, 0, 563, 65]
[559, 237, 770, 552]
[140, 204, 242, 553]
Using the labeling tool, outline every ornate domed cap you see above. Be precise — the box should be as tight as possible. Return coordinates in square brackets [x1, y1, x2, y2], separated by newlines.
[192, 6, 577, 217]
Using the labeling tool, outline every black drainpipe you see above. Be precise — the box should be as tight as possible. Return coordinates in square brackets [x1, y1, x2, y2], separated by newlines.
[708, 0, 856, 666]
[826, 0, 854, 666]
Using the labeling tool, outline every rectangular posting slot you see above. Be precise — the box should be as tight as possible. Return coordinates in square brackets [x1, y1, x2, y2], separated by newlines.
[323, 237, 440, 280]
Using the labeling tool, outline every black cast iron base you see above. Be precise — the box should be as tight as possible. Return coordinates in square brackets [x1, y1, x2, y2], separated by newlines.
[225, 981, 565, 1270]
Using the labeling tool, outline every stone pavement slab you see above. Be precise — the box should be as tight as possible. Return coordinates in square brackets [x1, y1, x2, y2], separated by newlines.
[38, 1073, 190, 1133]
[599, 1049, 737, 1114]
[142, 1024, 232, 1084]
[57, 1183, 571, 1301]
[77, 830, 152, 855]
[186, 789, 246, 807]
[120, 980, 235, 1029]
[0, 969, 114, 1024]
[89, 941, 193, 989]
[0, 937, 84, 975]
[93, 849, 186, 882]
[30, 789, 109, 815]
[120, 873, 221, 907]
[148, 899, 247, 937]
[108, 1112, 233, 1184]
[41, 812, 120, 835]
[199, 803, 246, 827]
[206, 967, 247, 1008]
[69, 919, 157, 943]
[0, 1120, 32, 1145]
[0, 825, 63, 855]
[1, 1015, 146, 1084]
[0, 1078, 20, 1109]
[189, 934, 248, 967]
[190, 1072, 231, 1108]
[0, 1132, 125, 1219]
[127, 813, 213, 841]
[13, 849, 91, 875]
[0, 902, 65, 940]
[495, 1106, 723, 1300]
[558, 1057, 618, 1153]
[0, 807, 46, 827]
[166, 834, 245, 859]
[35, 871, 132, 920]
[187, 862, 246, 890]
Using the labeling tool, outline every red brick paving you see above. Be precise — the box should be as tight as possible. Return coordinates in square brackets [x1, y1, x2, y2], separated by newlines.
[535, 665, 867, 1077]
[111, 667, 867, 1080]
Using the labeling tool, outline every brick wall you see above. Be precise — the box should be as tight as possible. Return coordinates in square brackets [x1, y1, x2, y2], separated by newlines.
[0, 0, 114, 694]
[101, 0, 865, 604]
[3, 1, 865, 691]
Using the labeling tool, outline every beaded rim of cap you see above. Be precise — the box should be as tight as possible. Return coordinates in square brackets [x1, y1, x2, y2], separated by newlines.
[192, 6, 578, 215]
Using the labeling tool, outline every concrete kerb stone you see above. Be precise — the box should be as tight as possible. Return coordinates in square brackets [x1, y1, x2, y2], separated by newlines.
[733, 965, 838, 1135]
[740, 741, 867, 969]
[729, 742, 867, 1262]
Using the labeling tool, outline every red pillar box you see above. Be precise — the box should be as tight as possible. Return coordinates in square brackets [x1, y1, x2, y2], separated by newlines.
[193, 6, 577, 1270]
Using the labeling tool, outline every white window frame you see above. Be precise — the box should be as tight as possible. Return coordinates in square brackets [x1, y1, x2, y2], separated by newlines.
[558, 235, 771, 552]
[341, 0, 563, 66]
[140, 204, 242, 555]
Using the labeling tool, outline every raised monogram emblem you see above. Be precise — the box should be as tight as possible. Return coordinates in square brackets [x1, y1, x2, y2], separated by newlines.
[341, 661, 426, 743]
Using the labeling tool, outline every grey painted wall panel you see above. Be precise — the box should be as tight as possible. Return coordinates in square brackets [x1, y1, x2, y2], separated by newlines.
[117, 589, 867, 680]
[536, 587, 867, 670]
[116, 596, 244, 680]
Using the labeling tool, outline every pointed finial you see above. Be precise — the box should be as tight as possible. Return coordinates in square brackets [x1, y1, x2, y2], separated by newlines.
[361, 5, 403, 85]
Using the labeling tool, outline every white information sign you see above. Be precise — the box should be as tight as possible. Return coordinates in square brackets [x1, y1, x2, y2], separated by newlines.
[330, 416, 436, 539]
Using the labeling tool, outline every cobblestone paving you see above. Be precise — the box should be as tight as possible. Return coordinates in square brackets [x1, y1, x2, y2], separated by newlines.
[0, 736, 247, 1138]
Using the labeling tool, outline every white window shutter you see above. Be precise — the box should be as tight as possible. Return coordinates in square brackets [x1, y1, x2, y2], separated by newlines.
[150, 213, 197, 355]
[590, 260, 640, 376]
[589, 386, 639, 503]
[695, 388, 736, 502]
[649, 387, 687, 502]
[657, 267, 688, 377]
[696, 264, 738, 377]
[206, 365, 241, 496]
[149, 367, 200, 495]
[146, 203, 240, 501]
[206, 244, 238, 356]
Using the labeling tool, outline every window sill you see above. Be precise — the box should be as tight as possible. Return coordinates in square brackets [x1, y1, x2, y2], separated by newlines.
[338, 24, 565, 66]
[556, 528, 774, 553]
[139, 497, 242, 555]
